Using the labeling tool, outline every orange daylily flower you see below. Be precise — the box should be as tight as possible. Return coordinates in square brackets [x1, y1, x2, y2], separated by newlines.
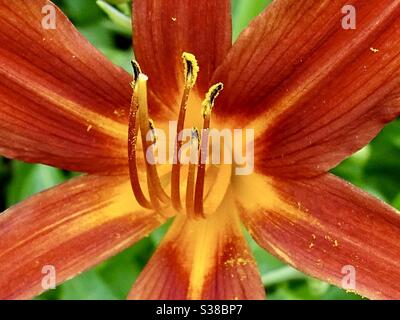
[0, 0, 400, 300]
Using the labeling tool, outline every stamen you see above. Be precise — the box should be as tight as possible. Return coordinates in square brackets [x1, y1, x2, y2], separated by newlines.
[137, 73, 170, 205]
[128, 62, 151, 209]
[182, 52, 199, 89]
[145, 118, 163, 211]
[194, 83, 224, 218]
[128, 57, 225, 218]
[131, 60, 142, 83]
[186, 128, 200, 218]
[201, 83, 223, 119]
[171, 52, 199, 211]
[148, 119, 157, 143]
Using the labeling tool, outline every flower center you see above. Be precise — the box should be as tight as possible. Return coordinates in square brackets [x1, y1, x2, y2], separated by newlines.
[128, 53, 229, 219]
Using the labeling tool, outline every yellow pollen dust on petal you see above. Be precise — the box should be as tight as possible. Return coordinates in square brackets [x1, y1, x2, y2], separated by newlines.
[224, 256, 252, 267]
[186, 190, 244, 299]
[232, 173, 332, 268]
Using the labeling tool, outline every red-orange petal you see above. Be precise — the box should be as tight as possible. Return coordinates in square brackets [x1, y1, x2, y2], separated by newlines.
[128, 191, 265, 300]
[132, 0, 232, 119]
[0, 0, 132, 173]
[0, 174, 166, 300]
[383, 85, 400, 110]
[235, 173, 400, 300]
[213, 0, 400, 177]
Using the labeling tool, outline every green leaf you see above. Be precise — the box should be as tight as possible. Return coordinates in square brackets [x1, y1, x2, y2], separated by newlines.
[97, 0, 132, 35]
[6, 162, 66, 207]
[393, 193, 400, 210]
[59, 269, 119, 300]
[245, 230, 285, 275]
[332, 146, 370, 185]
[364, 120, 400, 202]
[149, 219, 171, 246]
[77, 21, 115, 52]
[104, 0, 130, 5]
[262, 266, 305, 287]
[96, 238, 156, 299]
[322, 286, 363, 300]
[60, 0, 104, 25]
[101, 47, 133, 71]
[232, 0, 272, 40]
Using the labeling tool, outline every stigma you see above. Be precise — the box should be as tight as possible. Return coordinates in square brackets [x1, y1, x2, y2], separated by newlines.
[128, 53, 223, 219]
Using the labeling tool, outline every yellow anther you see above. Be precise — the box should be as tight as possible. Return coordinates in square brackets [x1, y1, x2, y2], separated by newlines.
[148, 118, 155, 130]
[182, 52, 199, 89]
[186, 127, 200, 218]
[201, 83, 224, 118]
[148, 118, 157, 142]
[189, 127, 200, 164]
[131, 60, 142, 83]
[191, 127, 200, 144]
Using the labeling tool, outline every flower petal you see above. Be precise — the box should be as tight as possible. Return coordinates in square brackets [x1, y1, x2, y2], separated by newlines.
[0, 0, 132, 173]
[383, 85, 400, 109]
[235, 173, 400, 299]
[0, 174, 166, 300]
[132, 0, 232, 118]
[128, 191, 265, 300]
[213, 0, 400, 177]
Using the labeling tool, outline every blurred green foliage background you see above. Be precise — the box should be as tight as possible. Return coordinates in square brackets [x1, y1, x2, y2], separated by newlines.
[0, 0, 399, 300]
